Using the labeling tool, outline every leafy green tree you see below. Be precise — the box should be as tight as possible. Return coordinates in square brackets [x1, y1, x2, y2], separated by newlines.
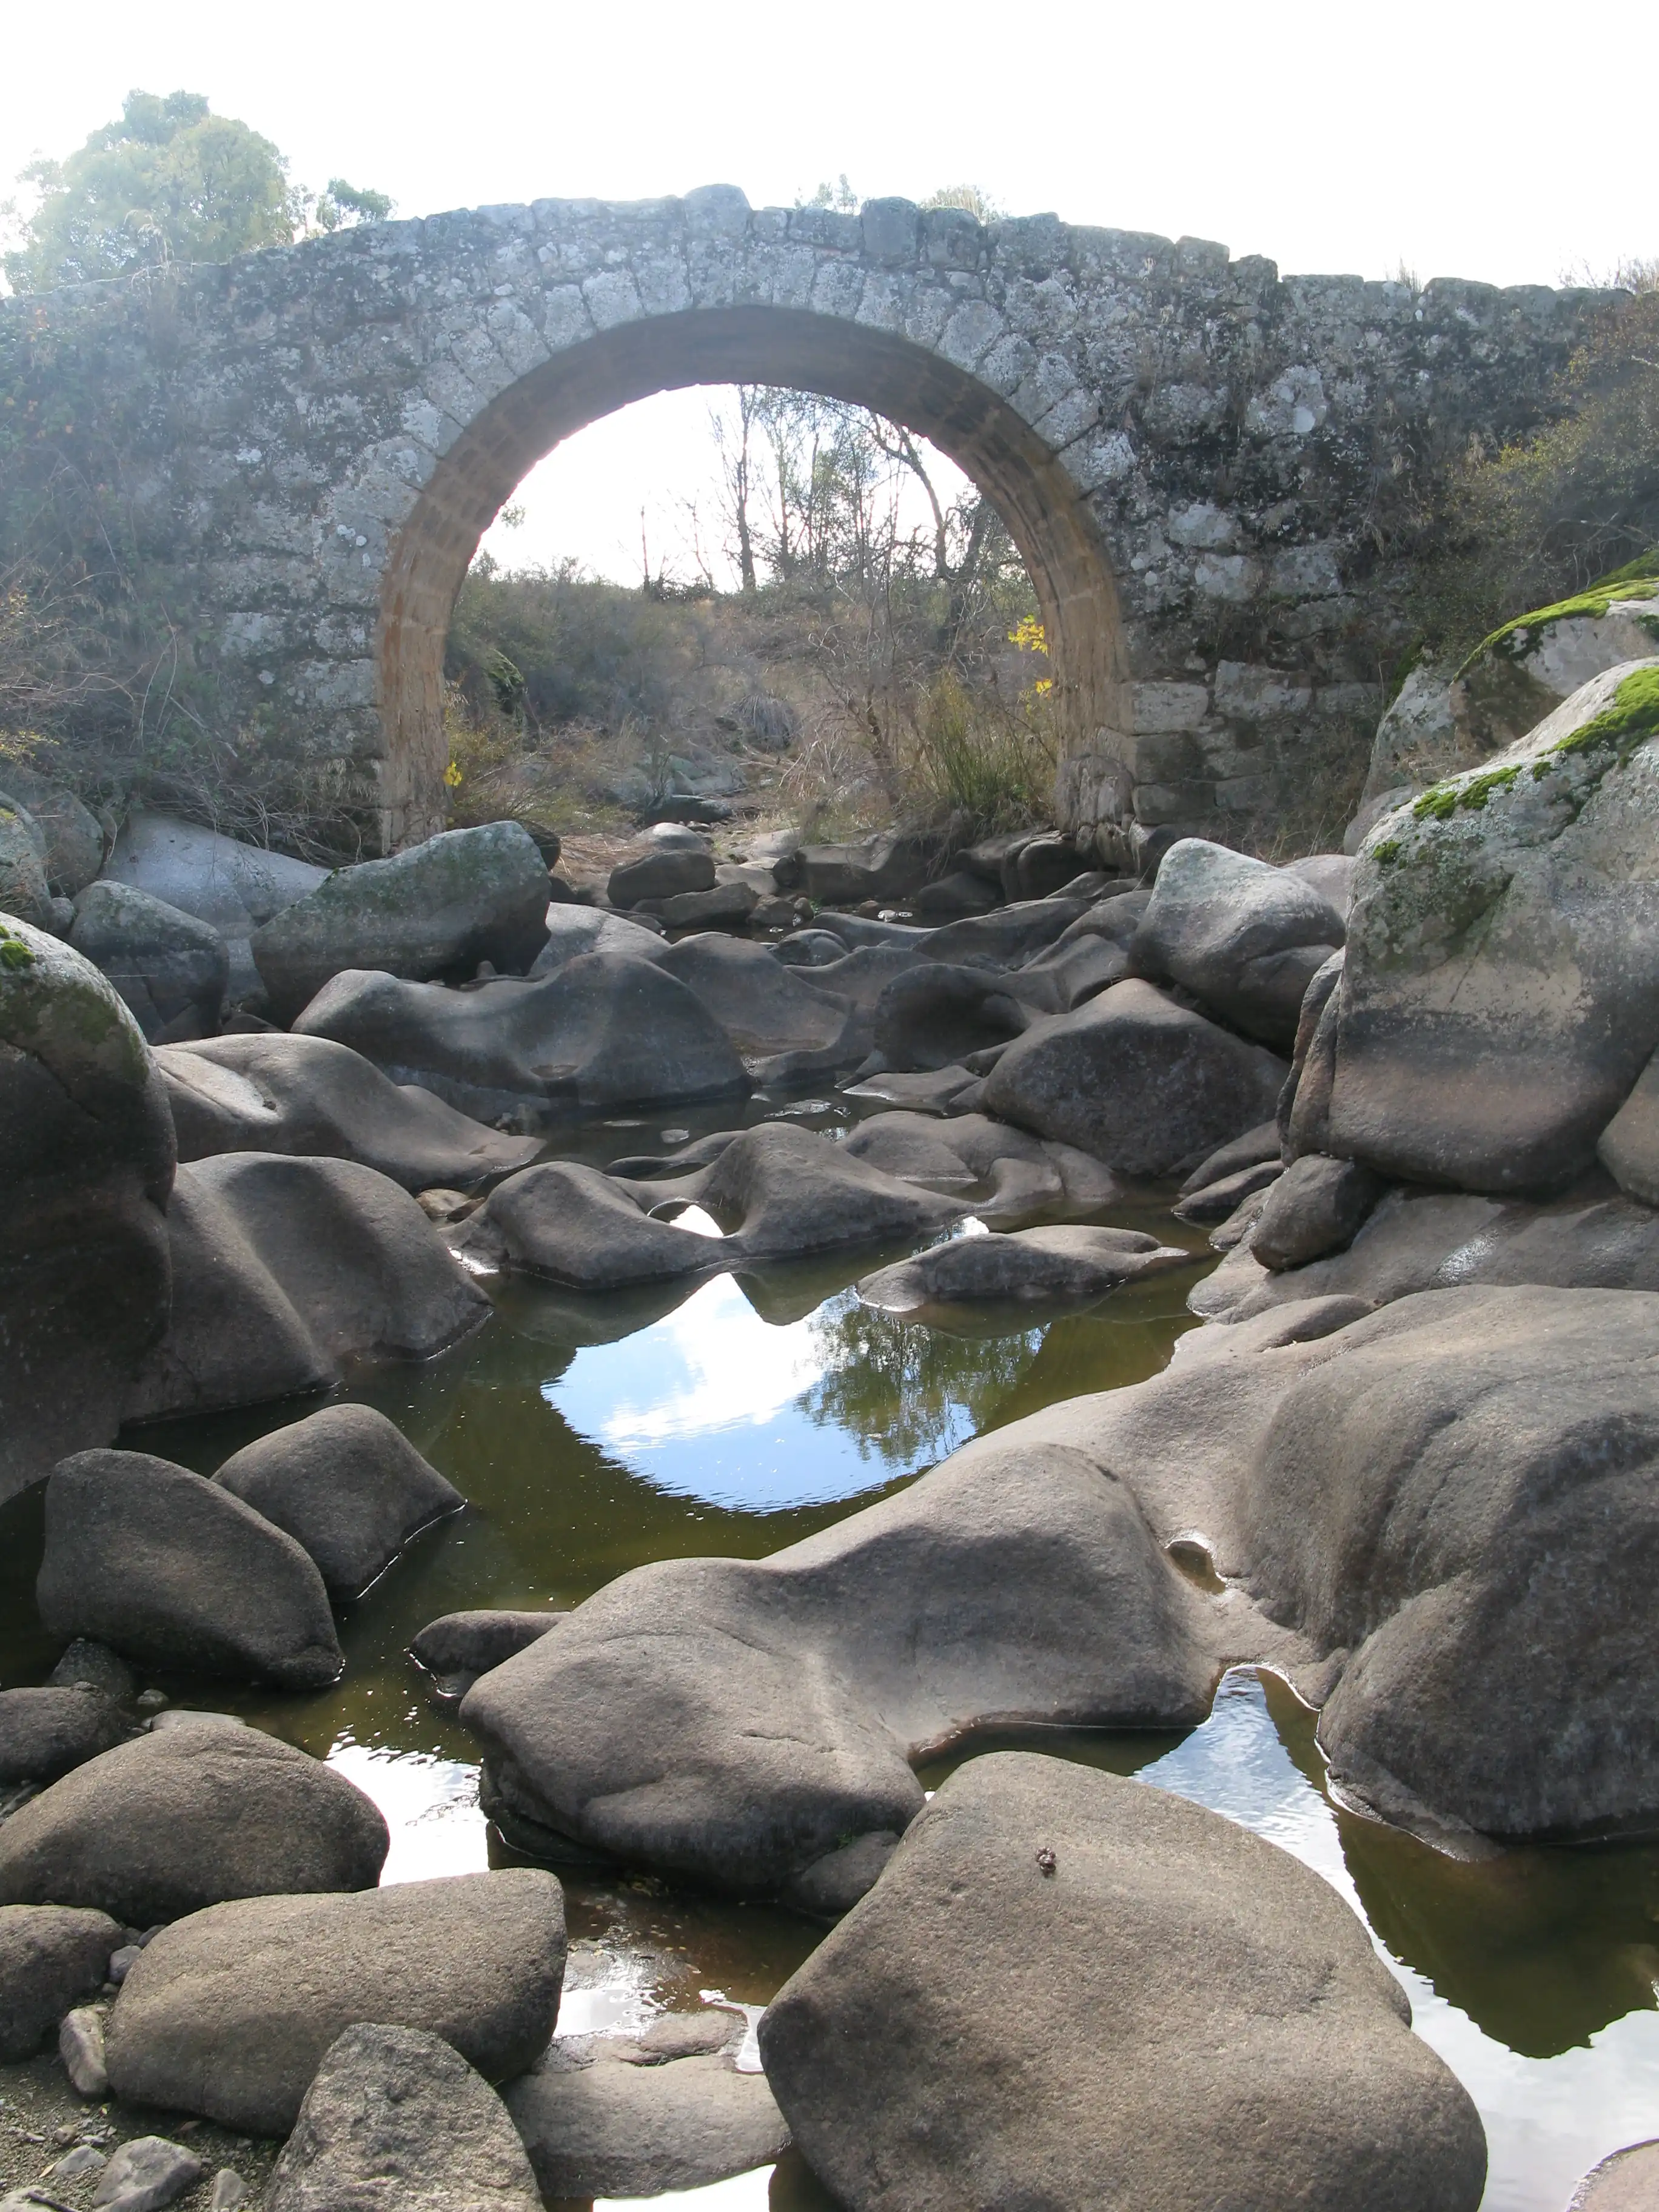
[4, 91, 391, 293]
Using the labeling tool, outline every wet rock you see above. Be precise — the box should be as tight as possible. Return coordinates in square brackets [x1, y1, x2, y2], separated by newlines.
[1250, 1152, 1386, 1270]
[0, 1688, 129, 1786]
[410, 1611, 560, 1692]
[0, 1724, 386, 1925]
[1566, 2139, 1659, 2212]
[294, 951, 749, 1122]
[455, 1161, 715, 1290]
[0, 920, 174, 1506]
[871, 964, 1031, 1071]
[252, 823, 553, 1022]
[105, 1869, 566, 2135]
[527, 903, 669, 974]
[0, 1905, 123, 2058]
[622, 2010, 745, 2062]
[59, 2005, 109, 2097]
[840, 1111, 982, 1190]
[608, 847, 716, 907]
[213, 1405, 462, 1601]
[89, 2135, 202, 2210]
[657, 934, 852, 1056]
[1171, 1158, 1283, 1224]
[1597, 1045, 1659, 1205]
[69, 882, 230, 1042]
[1130, 837, 1344, 1047]
[124, 1153, 488, 1423]
[462, 1431, 1217, 1894]
[841, 1064, 982, 1114]
[158, 1033, 541, 1188]
[504, 2042, 789, 2200]
[857, 1225, 1190, 1312]
[1330, 660, 1659, 1191]
[40, 1450, 343, 1687]
[266, 2022, 542, 2212]
[1190, 1182, 1659, 1325]
[759, 1752, 1486, 2212]
[982, 979, 1288, 1176]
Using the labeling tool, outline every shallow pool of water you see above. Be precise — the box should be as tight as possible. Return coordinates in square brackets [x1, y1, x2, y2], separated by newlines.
[4, 1161, 1658, 2210]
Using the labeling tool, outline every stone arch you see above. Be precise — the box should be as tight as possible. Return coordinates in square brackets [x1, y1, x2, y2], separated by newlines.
[377, 306, 1127, 844]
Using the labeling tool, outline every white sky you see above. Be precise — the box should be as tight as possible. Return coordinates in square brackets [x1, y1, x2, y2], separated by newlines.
[2, 0, 1651, 584]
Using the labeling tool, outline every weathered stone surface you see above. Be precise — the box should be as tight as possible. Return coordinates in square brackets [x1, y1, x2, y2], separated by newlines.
[1190, 1183, 1659, 1324]
[655, 881, 757, 930]
[608, 847, 716, 907]
[657, 934, 851, 1056]
[1358, 663, 1461, 806]
[293, 951, 749, 1122]
[672, 1121, 967, 1259]
[410, 1610, 560, 1692]
[0, 1687, 129, 1786]
[39, 1449, 343, 1688]
[1130, 836, 1344, 1046]
[526, 903, 668, 974]
[461, 1431, 1217, 1893]
[0, 1906, 122, 2059]
[871, 964, 1031, 1071]
[0, 1725, 387, 1925]
[1250, 1151, 1385, 1270]
[1597, 1045, 1659, 1205]
[102, 811, 327, 936]
[266, 2022, 543, 2212]
[124, 1153, 488, 1423]
[214, 1405, 461, 1600]
[759, 1752, 1485, 2212]
[1332, 661, 1659, 1191]
[1176, 1119, 1285, 1195]
[0, 805, 53, 928]
[88, 2135, 202, 2210]
[1171, 1158, 1283, 1224]
[0, 919, 174, 1506]
[59, 2003, 108, 2097]
[252, 824, 552, 1021]
[69, 882, 230, 1042]
[105, 1870, 566, 2135]
[0, 766, 104, 896]
[158, 1033, 540, 1188]
[796, 832, 941, 907]
[982, 978, 1287, 1175]
[505, 2042, 789, 2201]
[454, 1161, 713, 1290]
[857, 1225, 1190, 1312]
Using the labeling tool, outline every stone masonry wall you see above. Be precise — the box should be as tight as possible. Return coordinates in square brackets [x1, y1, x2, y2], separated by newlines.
[0, 185, 1612, 849]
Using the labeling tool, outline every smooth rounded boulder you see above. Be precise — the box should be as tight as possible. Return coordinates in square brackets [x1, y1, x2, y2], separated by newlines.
[1330, 660, 1659, 1191]
[982, 977, 1287, 1176]
[857, 1225, 1191, 1312]
[1130, 836, 1344, 1047]
[0, 917, 174, 1506]
[69, 880, 230, 1041]
[104, 1869, 566, 2134]
[759, 1752, 1486, 2212]
[0, 1905, 122, 2059]
[158, 1032, 541, 1188]
[293, 952, 750, 1123]
[0, 1686, 129, 1786]
[124, 1153, 489, 1423]
[214, 1404, 463, 1600]
[268, 2022, 543, 2211]
[0, 766, 104, 897]
[39, 1450, 344, 1687]
[250, 820, 552, 1021]
[454, 1160, 714, 1290]
[0, 1725, 387, 1925]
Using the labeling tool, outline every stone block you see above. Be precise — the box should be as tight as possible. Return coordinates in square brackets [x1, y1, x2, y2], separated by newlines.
[1214, 662, 1316, 720]
[1131, 682, 1210, 732]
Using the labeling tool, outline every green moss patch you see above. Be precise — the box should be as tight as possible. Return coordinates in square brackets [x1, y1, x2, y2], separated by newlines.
[1459, 551, 1659, 674]
[0, 919, 37, 970]
[1540, 663, 1659, 769]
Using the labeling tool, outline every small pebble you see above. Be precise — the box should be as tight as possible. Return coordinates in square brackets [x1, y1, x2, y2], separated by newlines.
[108, 1946, 142, 1983]
[90, 2134, 203, 2210]
[133, 1690, 167, 1712]
[209, 2172, 247, 2210]
[52, 2140, 107, 2180]
[58, 2007, 109, 2097]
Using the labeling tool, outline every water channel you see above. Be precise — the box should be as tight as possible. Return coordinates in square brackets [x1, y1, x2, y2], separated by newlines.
[3, 1096, 1657, 2211]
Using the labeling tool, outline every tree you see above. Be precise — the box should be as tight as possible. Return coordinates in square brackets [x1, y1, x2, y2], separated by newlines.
[3, 90, 391, 293]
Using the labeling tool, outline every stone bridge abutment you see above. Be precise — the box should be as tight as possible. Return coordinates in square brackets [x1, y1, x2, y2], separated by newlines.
[0, 184, 1610, 850]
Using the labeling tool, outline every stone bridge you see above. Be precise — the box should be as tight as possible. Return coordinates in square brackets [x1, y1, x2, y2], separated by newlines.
[0, 186, 1609, 850]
